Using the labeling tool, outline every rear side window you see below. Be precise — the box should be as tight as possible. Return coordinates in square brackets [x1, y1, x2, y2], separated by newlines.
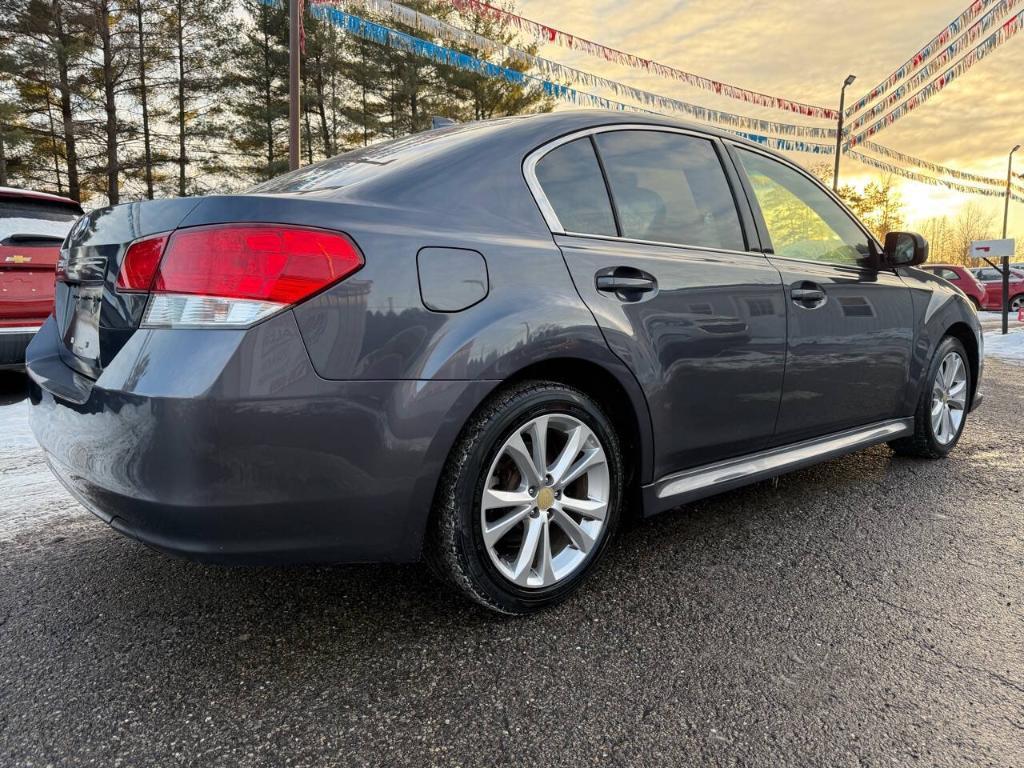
[594, 130, 745, 251]
[0, 199, 80, 245]
[534, 138, 617, 237]
[936, 268, 961, 281]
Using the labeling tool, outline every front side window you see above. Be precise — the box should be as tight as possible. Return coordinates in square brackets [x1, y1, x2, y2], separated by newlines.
[736, 149, 871, 266]
[533, 138, 617, 237]
[594, 130, 745, 251]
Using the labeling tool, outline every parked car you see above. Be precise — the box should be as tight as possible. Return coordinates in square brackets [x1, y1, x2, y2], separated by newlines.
[26, 112, 983, 614]
[971, 265, 1024, 311]
[0, 187, 83, 370]
[918, 263, 986, 309]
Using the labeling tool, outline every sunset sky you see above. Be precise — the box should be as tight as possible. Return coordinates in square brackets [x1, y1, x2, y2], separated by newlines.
[516, 0, 1024, 241]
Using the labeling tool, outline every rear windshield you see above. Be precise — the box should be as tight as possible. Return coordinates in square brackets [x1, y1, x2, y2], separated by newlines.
[248, 119, 520, 194]
[0, 199, 80, 246]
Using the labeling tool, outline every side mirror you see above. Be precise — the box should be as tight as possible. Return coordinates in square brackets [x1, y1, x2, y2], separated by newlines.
[882, 231, 928, 267]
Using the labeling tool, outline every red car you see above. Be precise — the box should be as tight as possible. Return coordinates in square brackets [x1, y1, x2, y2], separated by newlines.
[919, 264, 987, 309]
[971, 265, 1024, 311]
[0, 187, 83, 370]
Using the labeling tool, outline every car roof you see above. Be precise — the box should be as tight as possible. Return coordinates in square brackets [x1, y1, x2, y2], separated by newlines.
[0, 186, 82, 211]
[250, 110, 782, 196]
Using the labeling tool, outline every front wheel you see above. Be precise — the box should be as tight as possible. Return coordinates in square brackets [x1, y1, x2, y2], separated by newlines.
[1010, 294, 1024, 312]
[427, 381, 623, 614]
[890, 336, 971, 459]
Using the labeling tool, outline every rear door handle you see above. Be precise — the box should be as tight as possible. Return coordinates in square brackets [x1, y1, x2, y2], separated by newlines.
[596, 275, 657, 293]
[791, 283, 826, 308]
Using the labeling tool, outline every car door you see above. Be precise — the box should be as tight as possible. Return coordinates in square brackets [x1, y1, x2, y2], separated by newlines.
[526, 127, 787, 478]
[730, 145, 915, 444]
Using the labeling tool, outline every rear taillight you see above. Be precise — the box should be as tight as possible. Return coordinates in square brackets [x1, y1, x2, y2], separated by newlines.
[117, 234, 168, 291]
[116, 224, 363, 328]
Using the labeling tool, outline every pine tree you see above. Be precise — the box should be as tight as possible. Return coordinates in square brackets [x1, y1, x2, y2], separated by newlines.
[229, 0, 289, 181]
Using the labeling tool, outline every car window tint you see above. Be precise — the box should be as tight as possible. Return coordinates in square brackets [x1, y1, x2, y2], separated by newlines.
[938, 268, 960, 280]
[594, 131, 745, 251]
[0, 199, 79, 243]
[534, 138, 617, 237]
[736, 149, 871, 266]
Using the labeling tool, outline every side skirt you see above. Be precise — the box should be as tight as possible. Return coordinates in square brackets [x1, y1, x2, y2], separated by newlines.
[642, 418, 914, 516]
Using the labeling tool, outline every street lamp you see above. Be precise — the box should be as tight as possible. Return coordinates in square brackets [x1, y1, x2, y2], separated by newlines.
[1000, 143, 1020, 334]
[832, 74, 857, 192]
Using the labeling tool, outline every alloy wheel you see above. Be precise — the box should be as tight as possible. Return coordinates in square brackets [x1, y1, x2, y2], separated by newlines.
[931, 351, 968, 445]
[480, 414, 610, 589]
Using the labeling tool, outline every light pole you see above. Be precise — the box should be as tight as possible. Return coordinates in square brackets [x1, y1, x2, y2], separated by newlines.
[1001, 143, 1020, 334]
[832, 74, 856, 192]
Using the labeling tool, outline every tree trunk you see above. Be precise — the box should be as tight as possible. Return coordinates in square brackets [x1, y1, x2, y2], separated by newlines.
[175, 0, 187, 196]
[98, 0, 119, 204]
[52, 0, 79, 202]
[0, 120, 6, 187]
[136, 0, 154, 199]
[261, 15, 273, 174]
[45, 94, 64, 194]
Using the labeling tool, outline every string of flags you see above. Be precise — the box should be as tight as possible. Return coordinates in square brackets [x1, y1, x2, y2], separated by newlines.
[264, 0, 1024, 203]
[439, 0, 839, 120]
[846, 0, 1003, 116]
[321, 0, 835, 139]
[847, 9, 1024, 148]
[849, 151, 1024, 203]
[860, 141, 1024, 195]
[846, 0, 1022, 134]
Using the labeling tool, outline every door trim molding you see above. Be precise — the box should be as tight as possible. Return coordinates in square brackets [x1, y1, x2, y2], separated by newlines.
[643, 418, 914, 515]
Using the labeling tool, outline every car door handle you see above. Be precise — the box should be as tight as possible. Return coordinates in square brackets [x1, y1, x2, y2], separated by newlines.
[791, 284, 826, 308]
[596, 275, 657, 293]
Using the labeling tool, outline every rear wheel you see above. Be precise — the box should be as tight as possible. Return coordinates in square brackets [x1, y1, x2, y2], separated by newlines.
[1010, 294, 1024, 312]
[890, 336, 971, 459]
[427, 381, 623, 614]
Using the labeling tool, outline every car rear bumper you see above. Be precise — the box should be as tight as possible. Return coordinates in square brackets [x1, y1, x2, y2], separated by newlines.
[26, 314, 496, 564]
[0, 325, 41, 370]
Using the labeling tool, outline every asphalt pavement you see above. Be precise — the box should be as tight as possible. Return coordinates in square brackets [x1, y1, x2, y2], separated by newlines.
[0, 363, 1021, 767]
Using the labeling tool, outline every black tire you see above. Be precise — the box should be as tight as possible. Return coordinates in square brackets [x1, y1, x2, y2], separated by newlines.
[426, 380, 624, 615]
[889, 335, 971, 459]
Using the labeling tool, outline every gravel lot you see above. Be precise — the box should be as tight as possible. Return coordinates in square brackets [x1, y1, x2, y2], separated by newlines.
[0, 361, 1021, 767]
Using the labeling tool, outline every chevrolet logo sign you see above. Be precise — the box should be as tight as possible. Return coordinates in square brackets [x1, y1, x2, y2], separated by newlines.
[5, 254, 32, 264]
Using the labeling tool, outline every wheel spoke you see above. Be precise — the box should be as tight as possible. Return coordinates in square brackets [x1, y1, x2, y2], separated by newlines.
[511, 516, 544, 585]
[550, 507, 595, 553]
[525, 416, 549, 480]
[503, 432, 543, 488]
[538, 519, 556, 585]
[559, 494, 607, 521]
[559, 448, 606, 489]
[482, 487, 534, 510]
[482, 505, 532, 547]
[942, 406, 955, 441]
[548, 425, 586, 485]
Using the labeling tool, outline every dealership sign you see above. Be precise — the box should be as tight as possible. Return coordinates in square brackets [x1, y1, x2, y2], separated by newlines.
[969, 239, 1016, 259]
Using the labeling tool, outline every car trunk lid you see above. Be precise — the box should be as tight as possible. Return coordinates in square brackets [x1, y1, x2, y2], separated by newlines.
[55, 198, 202, 379]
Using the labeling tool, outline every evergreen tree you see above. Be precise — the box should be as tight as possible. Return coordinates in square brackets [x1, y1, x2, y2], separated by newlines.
[229, 0, 289, 181]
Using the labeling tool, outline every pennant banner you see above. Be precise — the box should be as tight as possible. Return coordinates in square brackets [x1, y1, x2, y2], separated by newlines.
[297, 2, 837, 154]
[440, 0, 838, 120]
[848, 10, 1024, 148]
[847, 0, 1022, 132]
[847, 0, 1001, 116]
[850, 150, 1024, 202]
[321, 1, 834, 139]
[861, 141, 1024, 195]
[260, 0, 1023, 202]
